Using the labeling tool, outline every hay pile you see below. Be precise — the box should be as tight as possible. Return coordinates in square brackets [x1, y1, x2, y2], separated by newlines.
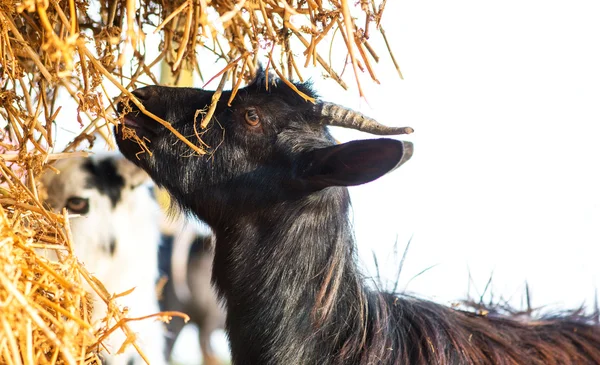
[0, 0, 397, 363]
[0, 183, 151, 365]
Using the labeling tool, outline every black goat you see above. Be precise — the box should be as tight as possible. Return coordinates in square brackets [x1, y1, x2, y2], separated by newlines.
[116, 71, 600, 365]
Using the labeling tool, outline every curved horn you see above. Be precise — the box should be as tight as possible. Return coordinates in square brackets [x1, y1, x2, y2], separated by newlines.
[316, 102, 414, 135]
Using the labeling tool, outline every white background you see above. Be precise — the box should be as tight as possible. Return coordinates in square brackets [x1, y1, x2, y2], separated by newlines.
[325, 0, 600, 311]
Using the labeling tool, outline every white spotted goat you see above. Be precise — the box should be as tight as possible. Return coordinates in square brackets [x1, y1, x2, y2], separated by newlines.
[42, 154, 166, 365]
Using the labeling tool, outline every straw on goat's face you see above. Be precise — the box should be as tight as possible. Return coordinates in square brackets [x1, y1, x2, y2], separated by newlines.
[116, 74, 329, 219]
[115, 70, 412, 223]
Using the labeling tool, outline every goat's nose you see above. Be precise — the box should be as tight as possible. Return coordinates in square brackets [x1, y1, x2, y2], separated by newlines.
[131, 87, 158, 102]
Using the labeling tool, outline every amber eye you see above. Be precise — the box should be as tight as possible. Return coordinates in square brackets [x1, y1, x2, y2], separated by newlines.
[65, 197, 89, 214]
[244, 108, 260, 126]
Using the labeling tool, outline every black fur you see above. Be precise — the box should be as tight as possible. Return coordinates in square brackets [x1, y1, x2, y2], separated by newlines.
[116, 71, 600, 365]
[82, 158, 125, 207]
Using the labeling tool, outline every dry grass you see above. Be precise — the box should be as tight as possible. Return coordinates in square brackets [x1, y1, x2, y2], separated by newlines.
[0, 0, 396, 363]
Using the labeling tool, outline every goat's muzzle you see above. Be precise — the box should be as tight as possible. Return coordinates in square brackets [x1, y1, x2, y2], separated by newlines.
[116, 88, 163, 138]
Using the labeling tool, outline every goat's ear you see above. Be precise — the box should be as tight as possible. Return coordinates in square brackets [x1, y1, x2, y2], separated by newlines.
[298, 138, 412, 190]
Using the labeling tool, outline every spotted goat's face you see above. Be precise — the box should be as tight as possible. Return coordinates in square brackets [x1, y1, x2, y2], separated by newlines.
[42, 156, 152, 272]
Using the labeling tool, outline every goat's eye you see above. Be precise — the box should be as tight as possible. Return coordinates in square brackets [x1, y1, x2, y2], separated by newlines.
[65, 197, 89, 214]
[244, 108, 260, 127]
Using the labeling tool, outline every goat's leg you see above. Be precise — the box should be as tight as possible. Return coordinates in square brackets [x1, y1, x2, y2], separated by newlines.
[163, 316, 186, 359]
[199, 327, 220, 365]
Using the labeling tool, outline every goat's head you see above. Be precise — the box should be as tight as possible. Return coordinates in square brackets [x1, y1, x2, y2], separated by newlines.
[115, 71, 413, 225]
[42, 155, 153, 262]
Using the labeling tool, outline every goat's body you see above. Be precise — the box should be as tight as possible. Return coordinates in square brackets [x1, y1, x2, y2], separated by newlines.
[115, 71, 600, 364]
[210, 190, 600, 365]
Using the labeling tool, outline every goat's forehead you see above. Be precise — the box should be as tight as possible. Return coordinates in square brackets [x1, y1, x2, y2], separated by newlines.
[80, 157, 126, 207]
[45, 159, 89, 193]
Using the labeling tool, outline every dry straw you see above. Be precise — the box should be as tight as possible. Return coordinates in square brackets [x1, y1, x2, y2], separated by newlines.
[1, 0, 397, 363]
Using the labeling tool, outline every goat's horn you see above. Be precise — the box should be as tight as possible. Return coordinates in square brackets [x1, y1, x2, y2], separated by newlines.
[316, 102, 414, 135]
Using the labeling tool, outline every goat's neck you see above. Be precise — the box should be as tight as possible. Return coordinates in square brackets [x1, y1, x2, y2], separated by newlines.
[210, 188, 370, 364]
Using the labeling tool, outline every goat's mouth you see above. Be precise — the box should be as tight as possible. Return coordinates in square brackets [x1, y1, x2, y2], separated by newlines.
[121, 113, 158, 136]
[114, 106, 164, 165]
[114, 117, 156, 167]
[115, 100, 161, 141]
